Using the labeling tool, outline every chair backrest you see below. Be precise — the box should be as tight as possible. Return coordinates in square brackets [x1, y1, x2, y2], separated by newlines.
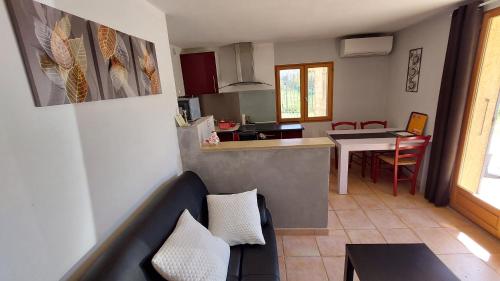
[406, 112, 428, 135]
[332, 121, 357, 130]
[394, 135, 431, 166]
[360, 120, 387, 129]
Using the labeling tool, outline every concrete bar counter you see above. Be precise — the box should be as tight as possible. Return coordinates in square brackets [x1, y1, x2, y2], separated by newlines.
[177, 116, 334, 229]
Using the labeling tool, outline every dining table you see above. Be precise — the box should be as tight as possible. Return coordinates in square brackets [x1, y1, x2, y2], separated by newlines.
[327, 127, 405, 194]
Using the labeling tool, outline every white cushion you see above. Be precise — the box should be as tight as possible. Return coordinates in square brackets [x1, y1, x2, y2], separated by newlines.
[207, 189, 265, 246]
[151, 209, 230, 281]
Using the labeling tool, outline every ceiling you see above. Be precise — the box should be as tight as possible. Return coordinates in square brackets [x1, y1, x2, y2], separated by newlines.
[148, 0, 463, 48]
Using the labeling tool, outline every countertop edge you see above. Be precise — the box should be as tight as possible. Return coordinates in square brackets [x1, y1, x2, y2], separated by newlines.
[200, 137, 334, 152]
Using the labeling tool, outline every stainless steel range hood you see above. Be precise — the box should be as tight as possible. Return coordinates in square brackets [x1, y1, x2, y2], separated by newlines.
[219, 42, 272, 89]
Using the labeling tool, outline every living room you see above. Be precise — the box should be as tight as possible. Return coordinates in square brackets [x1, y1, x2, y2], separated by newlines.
[1, 0, 500, 281]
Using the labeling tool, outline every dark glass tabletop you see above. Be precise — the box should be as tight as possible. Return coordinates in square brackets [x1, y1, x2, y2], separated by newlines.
[344, 244, 460, 281]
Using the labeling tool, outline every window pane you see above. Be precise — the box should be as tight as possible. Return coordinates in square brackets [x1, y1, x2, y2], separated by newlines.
[279, 69, 301, 119]
[307, 67, 328, 117]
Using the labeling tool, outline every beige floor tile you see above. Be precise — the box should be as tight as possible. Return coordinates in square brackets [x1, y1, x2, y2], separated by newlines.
[316, 230, 350, 257]
[409, 193, 435, 209]
[329, 194, 359, 210]
[352, 194, 387, 210]
[422, 207, 474, 229]
[322, 257, 344, 281]
[276, 235, 284, 257]
[328, 211, 344, 230]
[336, 210, 375, 229]
[377, 193, 418, 209]
[414, 228, 470, 254]
[393, 208, 440, 228]
[446, 226, 500, 257]
[365, 209, 406, 229]
[346, 229, 386, 244]
[347, 180, 374, 195]
[486, 254, 500, 274]
[283, 236, 320, 257]
[279, 256, 287, 281]
[438, 254, 500, 281]
[328, 202, 333, 211]
[379, 228, 421, 244]
[365, 177, 412, 194]
[285, 257, 328, 281]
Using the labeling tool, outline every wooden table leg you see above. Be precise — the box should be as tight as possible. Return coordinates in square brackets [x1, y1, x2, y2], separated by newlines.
[344, 254, 354, 281]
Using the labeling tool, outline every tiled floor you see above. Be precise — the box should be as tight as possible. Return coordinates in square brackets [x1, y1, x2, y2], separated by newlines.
[277, 166, 500, 281]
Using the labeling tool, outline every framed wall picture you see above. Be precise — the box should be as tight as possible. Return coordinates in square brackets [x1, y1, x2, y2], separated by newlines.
[5, 0, 163, 107]
[405, 47, 423, 92]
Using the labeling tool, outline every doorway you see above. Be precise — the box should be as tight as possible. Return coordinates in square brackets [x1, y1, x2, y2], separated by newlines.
[451, 7, 500, 238]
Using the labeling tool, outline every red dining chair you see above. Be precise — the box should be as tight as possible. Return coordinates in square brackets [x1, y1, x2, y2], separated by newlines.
[373, 135, 431, 196]
[359, 120, 388, 178]
[360, 120, 388, 129]
[332, 121, 357, 130]
[331, 121, 357, 170]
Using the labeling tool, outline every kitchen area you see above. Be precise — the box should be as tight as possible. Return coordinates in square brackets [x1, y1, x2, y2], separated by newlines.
[172, 42, 333, 230]
[175, 42, 305, 141]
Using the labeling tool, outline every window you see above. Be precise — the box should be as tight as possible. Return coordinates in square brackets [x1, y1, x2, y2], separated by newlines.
[275, 62, 333, 122]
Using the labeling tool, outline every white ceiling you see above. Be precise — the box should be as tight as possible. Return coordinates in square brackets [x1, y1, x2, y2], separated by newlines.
[148, 0, 463, 48]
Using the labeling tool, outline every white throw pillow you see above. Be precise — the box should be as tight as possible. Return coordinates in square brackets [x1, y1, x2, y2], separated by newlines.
[207, 189, 265, 246]
[151, 209, 230, 281]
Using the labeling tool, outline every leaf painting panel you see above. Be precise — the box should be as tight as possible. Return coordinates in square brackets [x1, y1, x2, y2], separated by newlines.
[6, 0, 100, 106]
[6, 0, 164, 107]
[88, 23, 139, 99]
[130, 36, 162, 96]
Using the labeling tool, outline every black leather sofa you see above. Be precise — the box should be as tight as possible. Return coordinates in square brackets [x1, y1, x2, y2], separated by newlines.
[79, 171, 280, 281]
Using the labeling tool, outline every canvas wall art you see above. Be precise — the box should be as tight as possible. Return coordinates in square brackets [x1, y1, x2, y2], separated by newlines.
[405, 47, 423, 92]
[89, 23, 139, 99]
[130, 36, 162, 96]
[6, 0, 162, 107]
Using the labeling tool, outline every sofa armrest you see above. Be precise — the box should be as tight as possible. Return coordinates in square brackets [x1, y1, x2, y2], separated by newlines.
[257, 194, 268, 226]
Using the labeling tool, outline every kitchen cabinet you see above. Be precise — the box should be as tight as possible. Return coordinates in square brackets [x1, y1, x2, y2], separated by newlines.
[180, 52, 218, 96]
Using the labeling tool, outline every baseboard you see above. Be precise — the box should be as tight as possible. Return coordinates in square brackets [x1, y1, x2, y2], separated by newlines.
[275, 228, 329, 236]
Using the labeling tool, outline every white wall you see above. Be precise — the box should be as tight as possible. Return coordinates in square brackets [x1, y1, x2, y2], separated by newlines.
[0, 1, 182, 280]
[170, 44, 186, 96]
[386, 12, 452, 135]
[274, 39, 390, 137]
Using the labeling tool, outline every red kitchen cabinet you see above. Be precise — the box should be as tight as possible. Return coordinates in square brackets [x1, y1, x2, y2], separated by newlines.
[180, 52, 219, 96]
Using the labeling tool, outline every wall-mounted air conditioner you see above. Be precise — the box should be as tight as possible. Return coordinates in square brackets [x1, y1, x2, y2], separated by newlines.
[339, 36, 393, 58]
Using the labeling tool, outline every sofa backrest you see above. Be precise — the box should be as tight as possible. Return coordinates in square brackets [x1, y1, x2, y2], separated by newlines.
[79, 171, 209, 281]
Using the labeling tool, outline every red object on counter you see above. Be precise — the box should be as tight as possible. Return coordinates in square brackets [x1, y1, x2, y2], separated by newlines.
[218, 120, 235, 129]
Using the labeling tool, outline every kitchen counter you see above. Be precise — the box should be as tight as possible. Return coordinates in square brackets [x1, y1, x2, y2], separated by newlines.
[201, 137, 333, 152]
[177, 116, 331, 229]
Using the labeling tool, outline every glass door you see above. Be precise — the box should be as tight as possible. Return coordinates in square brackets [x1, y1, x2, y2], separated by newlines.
[452, 7, 500, 238]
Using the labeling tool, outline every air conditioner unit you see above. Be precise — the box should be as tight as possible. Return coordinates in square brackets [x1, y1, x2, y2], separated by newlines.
[339, 36, 393, 58]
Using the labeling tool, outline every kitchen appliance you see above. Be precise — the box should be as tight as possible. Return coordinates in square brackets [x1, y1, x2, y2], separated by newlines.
[177, 96, 201, 121]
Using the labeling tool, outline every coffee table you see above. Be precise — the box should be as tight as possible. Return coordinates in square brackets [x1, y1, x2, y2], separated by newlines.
[344, 244, 459, 281]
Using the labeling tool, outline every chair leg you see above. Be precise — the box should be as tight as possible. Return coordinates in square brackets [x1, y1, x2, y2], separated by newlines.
[335, 147, 338, 170]
[410, 164, 420, 195]
[373, 157, 379, 183]
[370, 153, 376, 181]
[393, 164, 398, 196]
[361, 152, 366, 178]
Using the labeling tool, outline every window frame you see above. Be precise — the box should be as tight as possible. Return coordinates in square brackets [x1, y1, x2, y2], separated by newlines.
[275, 62, 334, 123]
